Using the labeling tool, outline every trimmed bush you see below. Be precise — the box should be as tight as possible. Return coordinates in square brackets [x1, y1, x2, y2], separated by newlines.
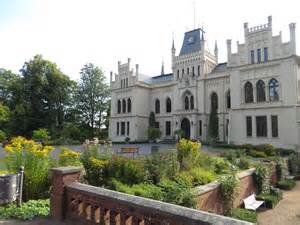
[256, 194, 282, 209]
[178, 167, 216, 186]
[277, 179, 296, 190]
[249, 149, 267, 158]
[230, 208, 257, 223]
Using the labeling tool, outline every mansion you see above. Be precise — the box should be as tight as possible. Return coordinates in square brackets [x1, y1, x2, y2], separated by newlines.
[109, 16, 300, 150]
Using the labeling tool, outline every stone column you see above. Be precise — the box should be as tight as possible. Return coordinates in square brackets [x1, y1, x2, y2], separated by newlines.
[50, 167, 81, 221]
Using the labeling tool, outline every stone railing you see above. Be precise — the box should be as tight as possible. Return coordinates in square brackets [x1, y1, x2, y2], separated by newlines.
[50, 167, 254, 225]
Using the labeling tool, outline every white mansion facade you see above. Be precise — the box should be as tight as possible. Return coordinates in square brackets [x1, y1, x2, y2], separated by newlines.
[109, 16, 300, 150]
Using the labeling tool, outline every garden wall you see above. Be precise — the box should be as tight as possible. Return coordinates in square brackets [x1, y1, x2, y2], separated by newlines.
[194, 167, 278, 214]
[50, 167, 254, 225]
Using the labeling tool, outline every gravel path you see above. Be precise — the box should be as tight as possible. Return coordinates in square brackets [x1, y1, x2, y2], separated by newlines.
[258, 181, 300, 225]
[0, 219, 66, 225]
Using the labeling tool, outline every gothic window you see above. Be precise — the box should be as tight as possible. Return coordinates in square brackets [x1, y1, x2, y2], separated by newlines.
[121, 121, 125, 135]
[166, 121, 171, 136]
[185, 96, 189, 110]
[155, 122, 159, 128]
[199, 120, 202, 136]
[190, 95, 194, 109]
[226, 91, 231, 109]
[116, 122, 119, 135]
[127, 98, 131, 113]
[264, 47, 268, 62]
[187, 67, 189, 75]
[271, 115, 278, 137]
[245, 82, 254, 103]
[269, 79, 279, 101]
[246, 116, 252, 137]
[177, 70, 179, 79]
[117, 100, 121, 113]
[166, 98, 171, 113]
[155, 99, 160, 114]
[182, 68, 184, 76]
[122, 99, 126, 113]
[256, 116, 267, 137]
[251, 50, 255, 64]
[198, 65, 200, 76]
[256, 80, 266, 102]
[127, 121, 130, 135]
[211, 92, 218, 112]
[192, 66, 195, 76]
[126, 78, 128, 87]
[257, 49, 261, 63]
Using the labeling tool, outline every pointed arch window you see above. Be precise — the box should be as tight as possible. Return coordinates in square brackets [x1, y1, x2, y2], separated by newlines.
[245, 82, 254, 103]
[122, 99, 126, 113]
[117, 100, 121, 113]
[190, 95, 194, 109]
[269, 79, 279, 101]
[166, 98, 171, 113]
[226, 91, 231, 109]
[185, 96, 189, 110]
[155, 99, 160, 114]
[256, 80, 266, 102]
[127, 98, 131, 113]
[211, 92, 218, 112]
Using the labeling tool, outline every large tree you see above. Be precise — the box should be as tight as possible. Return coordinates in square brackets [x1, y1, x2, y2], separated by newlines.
[0, 69, 20, 105]
[76, 63, 110, 136]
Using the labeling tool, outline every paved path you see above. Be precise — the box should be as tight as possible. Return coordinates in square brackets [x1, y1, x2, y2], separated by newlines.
[0, 219, 66, 225]
[258, 181, 300, 225]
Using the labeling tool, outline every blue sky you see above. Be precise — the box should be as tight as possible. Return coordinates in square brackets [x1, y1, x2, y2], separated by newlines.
[0, 0, 299, 80]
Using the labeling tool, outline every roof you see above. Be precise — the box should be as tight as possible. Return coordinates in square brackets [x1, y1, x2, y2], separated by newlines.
[143, 73, 173, 84]
[211, 63, 227, 73]
[179, 28, 204, 56]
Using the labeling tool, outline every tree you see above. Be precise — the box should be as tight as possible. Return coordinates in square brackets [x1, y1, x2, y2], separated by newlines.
[208, 107, 219, 141]
[0, 69, 19, 105]
[76, 63, 110, 137]
[149, 112, 156, 128]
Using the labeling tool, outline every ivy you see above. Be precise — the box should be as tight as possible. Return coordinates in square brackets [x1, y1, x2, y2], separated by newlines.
[254, 163, 271, 195]
[220, 173, 239, 213]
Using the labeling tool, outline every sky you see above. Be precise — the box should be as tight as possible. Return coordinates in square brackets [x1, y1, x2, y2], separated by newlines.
[0, 0, 299, 81]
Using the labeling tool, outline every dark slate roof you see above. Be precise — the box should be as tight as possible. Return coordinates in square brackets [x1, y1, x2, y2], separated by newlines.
[211, 63, 227, 73]
[179, 28, 204, 56]
[143, 73, 173, 84]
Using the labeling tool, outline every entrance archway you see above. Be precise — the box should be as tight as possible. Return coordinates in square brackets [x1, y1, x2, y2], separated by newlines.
[181, 118, 191, 139]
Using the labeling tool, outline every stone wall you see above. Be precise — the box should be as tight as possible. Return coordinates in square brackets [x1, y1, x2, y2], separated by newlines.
[50, 167, 254, 225]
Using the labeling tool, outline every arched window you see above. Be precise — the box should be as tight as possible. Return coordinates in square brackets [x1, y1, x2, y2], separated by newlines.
[226, 91, 231, 109]
[177, 70, 179, 79]
[256, 80, 266, 102]
[198, 65, 200, 76]
[122, 99, 126, 113]
[190, 95, 194, 109]
[269, 79, 279, 101]
[155, 99, 160, 114]
[185, 96, 189, 110]
[244, 82, 254, 103]
[127, 98, 131, 113]
[117, 100, 121, 113]
[166, 98, 171, 113]
[211, 92, 218, 112]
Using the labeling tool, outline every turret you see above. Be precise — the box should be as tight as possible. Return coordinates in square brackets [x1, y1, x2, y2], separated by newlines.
[214, 40, 218, 63]
[289, 23, 296, 55]
[226, 39, 232, 64]
[171, 37, 176, 70]
[135, 64, 139, 80]
[161, 60, 165, 75]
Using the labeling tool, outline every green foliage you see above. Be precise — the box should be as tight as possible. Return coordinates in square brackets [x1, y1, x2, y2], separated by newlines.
[174, 129, 185, 138]
[32, 128, 50, 142]
[208, 107, 218, 141]
[255, 144, 277, 156]
[249, 149, 267, 158]
[275, 160, 284, 181]
[288, 154, 300, 175]
[0, 199, 49, 220]
[148, 111, 156, 128]
[256, 191, 282, 209]
[230, 208, 257, 223]
[176, 139, 201, 170]
[58, 147, 81, 167]
[211, 157, 236, 174]
[147, 127, 161, 141]
[277, 148, 295, 157]
[0, 103, 10, 124]
[178, 167, 216, 186]
[277, 179, 296, 190]
[253, 163, 271, 195]
[0, 130, 7, 142]
[60, 122, 82, 141]
[220, 174, 239, 213]
[237, 157, 251, 170]
[144, 151, 179, 184]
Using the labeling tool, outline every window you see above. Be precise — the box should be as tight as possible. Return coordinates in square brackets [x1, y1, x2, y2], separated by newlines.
[271, 115, 278, 137]
[120, 79, 123, 88]
[226, 91, 231, 109]
[122, 99, 126, 113]
[264, 47, 268, 62]
[192, 66, 195, 76]
[190, 95, 194, 109]
[211, 92, 218, 112]
[185, 96, 189, 110]
[121, 122, 125, 135]
[256, 116, 267, 137]
[256, 80, 266, 102]
[187, 67, 189, 75]
[251, 50, 255, 64]
[246, 116, 252, 137]
[127, 98, 131, 113]
[198, 65, 200, 76]
[117, 100, 121, 113]
[199, 120, 202, 136]
[127, 121, 130, 135]
[155, 99, 160, 114]
[117, 122, 119, 135]
[245, 82, 254, 103]
[155, 122, 160, 129]
[257, 49, 261, 63]
[269, 79, 279, 101]
[177, 70, 179, 79]
[166, 98, 171, 113]
[182, 69, 184, 76]
[126, 78, 128, 87]
[226, 119, 229, 137]
[166, 121, 171, 136]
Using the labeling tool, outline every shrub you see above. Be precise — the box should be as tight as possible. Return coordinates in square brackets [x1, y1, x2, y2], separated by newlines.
[249, 149, 267, 158]
[220, 173, 239, 213]
[275, 160, 284, 181]
[174, 129, 185, 138]
[147, 127, 162, 141]
[0, 130, 7, 142]
[84, 157, 108, 186]
[144, 151, 179, 184]
[4, 137, 54, 200]
[0, 199, 49, 220]
[240, 144, 254, 151]
[60, 122, 82, 141]
[253, 163, 271, 195]
[256, 192, 282, 209]
[211, 157, 235, 174]
[237, 157, 251, 170]
[58, 147, 81, 167]
[288, 154, 300, 175]
[294, 174, 300, 180]
[277, 148, 295, 157]
[256, 144, 277, 156]
[179, 167, 216, 186]
[32, 128, 50, 142]
[230, 208, 257, 223]
[176, 139, 201, 170]
[277, 179, 296, 190]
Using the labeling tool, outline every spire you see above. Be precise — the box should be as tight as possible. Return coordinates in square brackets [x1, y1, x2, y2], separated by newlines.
[214, 40, 218, 63]
[161, 60, 165, 75]
[172, 33, 176, 51]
